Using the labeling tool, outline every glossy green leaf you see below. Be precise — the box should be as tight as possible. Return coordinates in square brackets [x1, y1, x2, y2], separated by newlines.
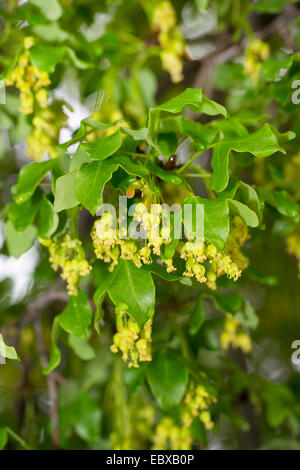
[29, 43, 65, 72]
[184, 196, 229, 249]
[13, 160, 55, 203]
[7, 198, 38, 231]
[57, 289, 93, 338]
[5, 221, 37, 258]
[54, 171, 79, 212]
[228, 199, 259, 227]
[147, 160, 183, 185]
[108, 260, 155, 327]
[36, 196, 59, 238]
[75, 160, 119, 215]
[147, 350, 188, 410]
[211, 124, 286, 191]
[81, 130, 122, 160]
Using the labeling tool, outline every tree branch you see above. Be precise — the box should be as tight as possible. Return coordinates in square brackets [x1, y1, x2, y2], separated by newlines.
[34, 318, 60, 449]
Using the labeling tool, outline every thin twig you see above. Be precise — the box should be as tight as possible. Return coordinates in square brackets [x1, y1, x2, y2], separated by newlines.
[34, 318, 60, 449]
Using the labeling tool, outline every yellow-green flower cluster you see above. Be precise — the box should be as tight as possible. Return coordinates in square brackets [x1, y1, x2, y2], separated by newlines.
[26, 103, 67, 160]
[134, 203, 172, 255]
[220, 314, 252, 354]
[39, 235, 91, 296]
[179, 239, 241, 289]
[225, 216, 250, 271]
[244, 39, 270, 85]
[286, 232, 300, 277]
[91, 212, 146, 270]
[152, 1, 185, 83]
[6, 37, 50, 114]
[111, 404, 155, 450]
[152, 417, 192, 450]
[91, 206, 172, 271]
[111, 305, 152, 367]
[181, 381, 217, 430]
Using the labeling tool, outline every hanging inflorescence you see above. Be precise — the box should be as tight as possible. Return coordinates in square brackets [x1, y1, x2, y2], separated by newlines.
[39, 234, 92, 296]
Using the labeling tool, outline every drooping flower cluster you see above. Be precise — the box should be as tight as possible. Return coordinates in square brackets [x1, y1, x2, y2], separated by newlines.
[110, 305, 152, 367]
[179, 239, 242, 289]
[91, 205, 172, 271]
[152, 379, 217, 450]
[220, 314, 252, 354]
[244, 39, 270, 85]
[151, 1, 185, 83]
[6, 37, 50, 114]
[92, 204, 245, 290]
[111, 404, 155, 450]
[152, 417, 192, 450]
[181, 381, 217, 430]
[225, 216, 250, 271]
[286, 232, 300, 277]
[39, 235, 91, 296]
[26, 103, 67, 160]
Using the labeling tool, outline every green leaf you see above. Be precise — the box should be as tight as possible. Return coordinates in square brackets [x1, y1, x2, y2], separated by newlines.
[0, 428, 8, 449]
[36, 196, 59, 238]
[93, 262, 119, 305]
[68, 335, 95, 361]
[211, 124, 285, 192]
[111, 154, 160, 195]
[157, 132, 178, 158]
[184, 196, 229, 249]
[54, 171, 80, 212]
[252, 0, 285, 13]
[238, 181, 262, 222]
[272, 218, 297, 238]
[65, 47, 93, 70]
[7, 198, 38, 231]
[147, 160, 184, 185]
[69, 148, 91, 171]
[0, 334, 20, 361]
[200, 319, 222, 351]
[29, 44, 65, 72]
[57, 289, 93, 338]
[189, 295, 205, 335]
[43, 318, 61, 375]
[75, 160, 118, 215]
[211, 292, 243, 314]
[148, 88, 226, 148]
[122, 127, 148, 141]
[144, 262, 183, 281]
[228, 199, 259, 227]
[151, 88, 226, 116]
[81, 130, 122, 160]
[5, 221, 37, 258]
[147, 350, 188, 410]
[31, 0, 63, 20]
[13, 160, 55, 203]
[260, 188, 299, 218]
[108, 260, 155, 327]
